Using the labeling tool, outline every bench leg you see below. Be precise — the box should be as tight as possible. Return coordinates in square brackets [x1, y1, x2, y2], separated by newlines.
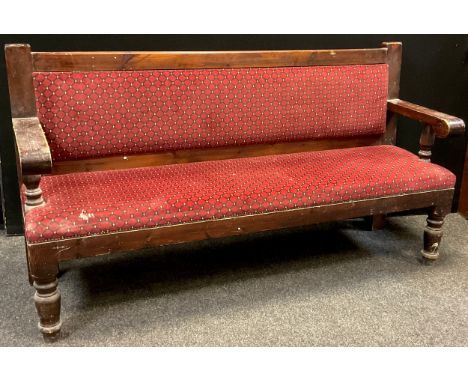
[33, 278, 62, 341]
[421, 208, 446, 265]
[371, 214, 385, 230]
[364, 214, 386, 230]
[28, 247, 62, 342]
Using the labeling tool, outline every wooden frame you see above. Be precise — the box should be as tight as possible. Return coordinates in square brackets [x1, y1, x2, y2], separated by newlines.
[52, 136, 383, 175]
[4, 42, 465, 341]
[387, 99, 465, 138]
[31, 48, 388, 71]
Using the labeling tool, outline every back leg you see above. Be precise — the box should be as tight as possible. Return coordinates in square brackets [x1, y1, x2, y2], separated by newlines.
[364, 214, 386, 231]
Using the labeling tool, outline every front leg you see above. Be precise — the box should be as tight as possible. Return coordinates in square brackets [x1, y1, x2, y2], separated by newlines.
[28, 246, 62, 341]
[33, 278, 61, 341]
[421, 207, 446, 264]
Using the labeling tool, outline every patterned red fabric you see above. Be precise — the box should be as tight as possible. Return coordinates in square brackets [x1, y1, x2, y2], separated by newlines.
[32, 65, 388, 161]
[24, 145, 455, 243]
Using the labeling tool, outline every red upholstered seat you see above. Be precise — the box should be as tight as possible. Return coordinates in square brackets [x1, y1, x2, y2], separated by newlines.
[24, 145, 455, 243]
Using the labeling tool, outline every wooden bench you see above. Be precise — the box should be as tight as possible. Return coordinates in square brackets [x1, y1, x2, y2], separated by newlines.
[5, 42, 465, 341]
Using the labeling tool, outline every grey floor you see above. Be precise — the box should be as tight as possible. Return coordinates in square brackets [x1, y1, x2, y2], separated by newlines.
[1, 214, 467, 346]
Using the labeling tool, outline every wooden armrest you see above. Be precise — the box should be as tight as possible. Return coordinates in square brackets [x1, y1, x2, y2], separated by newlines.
[12, 117, 52, 176]
[387, 99, 465, 138]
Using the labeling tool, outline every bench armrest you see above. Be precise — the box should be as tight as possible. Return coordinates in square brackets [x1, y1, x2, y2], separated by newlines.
[13, 117, 52, 176]
[387, 99, 465, 138]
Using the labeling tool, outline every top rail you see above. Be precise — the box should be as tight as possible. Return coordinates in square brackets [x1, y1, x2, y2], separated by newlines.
[31, 48, 388, 72]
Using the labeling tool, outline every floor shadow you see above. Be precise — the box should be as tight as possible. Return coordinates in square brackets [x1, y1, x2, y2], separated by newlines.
[60, 218, 418, 308]
[54, 217, 438, 337]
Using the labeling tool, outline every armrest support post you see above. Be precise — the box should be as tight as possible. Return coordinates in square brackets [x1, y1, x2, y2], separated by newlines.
[418, 124, 436, 162]
[23, 175, 45, 210]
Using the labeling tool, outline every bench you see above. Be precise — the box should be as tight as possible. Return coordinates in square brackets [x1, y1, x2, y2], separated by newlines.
[5, 42, 465, 341]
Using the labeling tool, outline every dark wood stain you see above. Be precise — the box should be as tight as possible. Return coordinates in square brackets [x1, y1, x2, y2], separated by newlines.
[388, 99, 465, 138]
[32, 48, 388, 71]
[52, 136, 383, 174]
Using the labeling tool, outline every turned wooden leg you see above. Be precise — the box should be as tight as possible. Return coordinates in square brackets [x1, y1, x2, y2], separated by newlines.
[23, 175, 45, 211]
[418, 124, 435, 162]
[28, 247, 62, 341]
[34, 278, 62, 341]
[421, 208, 445, 264]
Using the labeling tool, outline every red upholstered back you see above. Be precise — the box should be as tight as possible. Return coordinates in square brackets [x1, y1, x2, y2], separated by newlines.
[32, 65, 388, 161]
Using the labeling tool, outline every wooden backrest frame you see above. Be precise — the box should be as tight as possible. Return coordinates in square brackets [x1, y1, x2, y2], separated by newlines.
[5, 42, 402, 175]
[31, 48, 388, 71]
